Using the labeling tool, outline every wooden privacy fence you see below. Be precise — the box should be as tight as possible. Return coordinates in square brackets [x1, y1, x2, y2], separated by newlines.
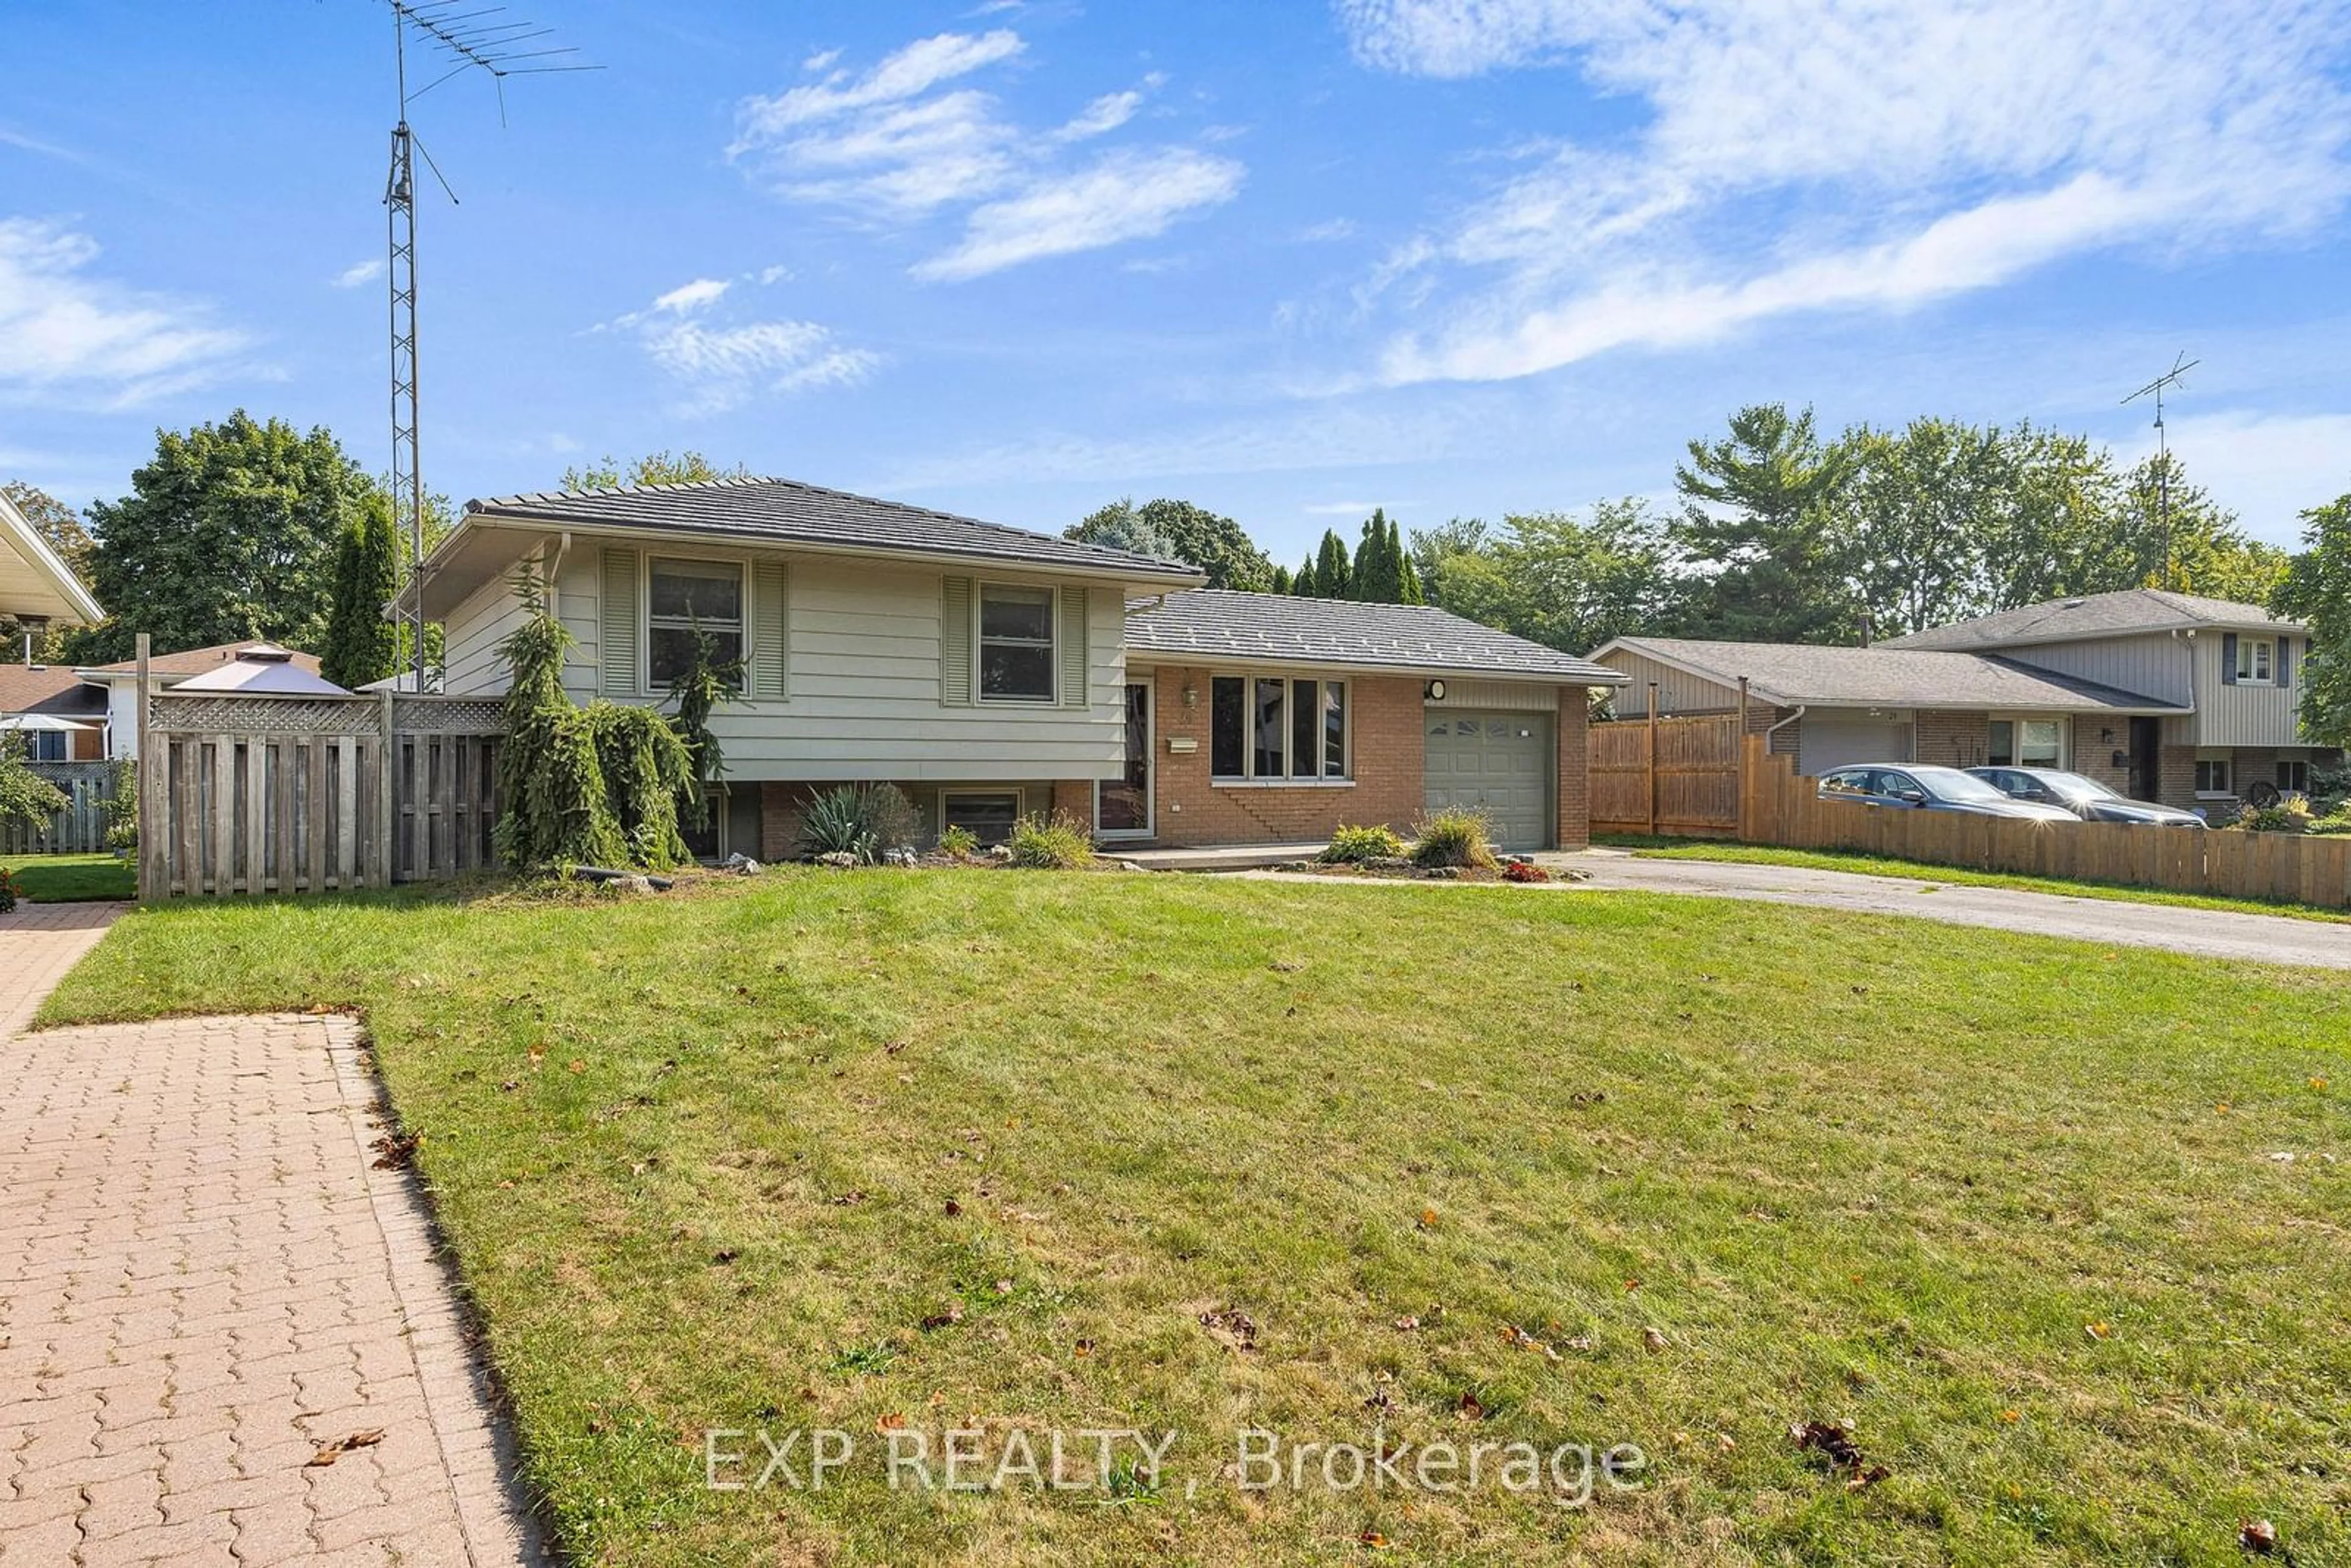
[1591, 714, 1742, 836]
[1737, 735, 2351, 909]
[1, 760, 118, 856]
[140, 691, 504, 899]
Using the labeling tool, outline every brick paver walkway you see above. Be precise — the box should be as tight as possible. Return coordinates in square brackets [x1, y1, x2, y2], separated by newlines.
[0, 903, 543, 1566]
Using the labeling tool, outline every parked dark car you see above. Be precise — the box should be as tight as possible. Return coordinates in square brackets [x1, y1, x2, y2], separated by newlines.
[1816, 763, 2079, 822]
[1967, 766, 2208, 828]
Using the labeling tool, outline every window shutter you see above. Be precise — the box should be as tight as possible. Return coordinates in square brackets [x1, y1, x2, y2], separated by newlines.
[599, 548, 639, 696]
[751, 560, 789, 699]
[940, 576, 973, 706]
[2279, 637, 2293, 688]
[2219, 632, 2238, 686]
[1059, 585, 1090, 708]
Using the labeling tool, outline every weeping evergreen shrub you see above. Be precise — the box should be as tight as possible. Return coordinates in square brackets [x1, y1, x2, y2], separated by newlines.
[588, 702, 692, 868]
[665, 623, 740, 831]
[492, 569, 627, 870]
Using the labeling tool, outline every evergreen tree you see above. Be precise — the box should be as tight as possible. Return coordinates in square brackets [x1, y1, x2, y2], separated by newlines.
[1313, 529, 1354, 601]
[320, 493, 401, 690]
[1270, 565, 1292, 594]
[1352, 511, 1397, 602]
[1671, 403, 1861, 642]
[1292, 557, 1319, 597]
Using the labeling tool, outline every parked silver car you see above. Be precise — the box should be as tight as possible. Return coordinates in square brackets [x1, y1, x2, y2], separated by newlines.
[1816, 764, 2079, 822]
[1967, 766, 2207, 828]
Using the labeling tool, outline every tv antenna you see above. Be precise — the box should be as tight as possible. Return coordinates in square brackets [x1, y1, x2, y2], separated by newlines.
[2121, 351, 2198, 593]
[381, 0, 595, 694]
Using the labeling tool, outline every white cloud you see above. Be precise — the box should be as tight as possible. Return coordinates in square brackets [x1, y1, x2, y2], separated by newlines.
[801, 48, 842, 73]
[1304, 499, 1385, 515]
[603, 280, 877, 416]
[652, 277, 731, 314]
[917, 148, 1243, 281]
[1054, 91, 1142, 143]
[1333, 1, 2351, 384]
[0, 218, 250, 406]
[1292, 219, 1357, 243]
[732, 31, 1232, 278]
[332, 258, 383, 289]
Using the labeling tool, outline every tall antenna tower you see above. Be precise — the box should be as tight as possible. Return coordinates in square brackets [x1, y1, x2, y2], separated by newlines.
[2121, 351, 2199, 593]
[380, 0, 593, 692]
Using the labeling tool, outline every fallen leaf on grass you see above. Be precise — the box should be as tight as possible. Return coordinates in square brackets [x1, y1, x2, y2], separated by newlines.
[1458, 1392, 1487, 1421]
[1198, 1307, 1259, 1352]
[876, 1413, 907, 1432]
[567, 1059, 586, 1075]
[1844, 1463, 1891, 1491]
[1073, 1339, 1094, 1358]
[2240, 1519, 2279, 1555]
[2000, 1409, 2021, 1424]
[992, 1278, 1013, 1296]
[1360, 1529, 1391, 1549]
[830, 1190, 867, 1207]
[920, 1305, 964, 1331]
[710, 1249, 738, 1266]
[1392, 1316, 1420, 1333]
[305, 1428, 385, 1467]
[1416, 1209, 1438, 1230]
[1789, 1420, 1865, 1469]
[943, 1199, 963, 1218]
[2084, 1321, 2111, 1340]
[1641, 1327, 1668, 1354]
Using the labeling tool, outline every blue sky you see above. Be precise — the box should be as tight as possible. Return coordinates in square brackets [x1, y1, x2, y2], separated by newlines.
[5, 0, 2349, 568]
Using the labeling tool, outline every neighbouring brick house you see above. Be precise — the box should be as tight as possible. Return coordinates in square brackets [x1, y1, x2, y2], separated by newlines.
[419, 477, 1627, 855]
[1591, 589, 2336, 813]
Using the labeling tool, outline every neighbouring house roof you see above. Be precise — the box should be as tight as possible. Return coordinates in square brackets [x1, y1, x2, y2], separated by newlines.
[80, 640, 327, 682]
[171, 645, 352, 696]
[0, 487, 103, 628]
[1881, 589, 2304, 651]
[0, 662, 108, 719]
[1595, 636, 2189, 713]
[419, 476, 1207, 618]
[1127, 590, 1629, 683]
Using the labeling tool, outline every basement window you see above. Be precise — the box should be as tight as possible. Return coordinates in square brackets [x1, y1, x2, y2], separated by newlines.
[940, 790, 1021, 845]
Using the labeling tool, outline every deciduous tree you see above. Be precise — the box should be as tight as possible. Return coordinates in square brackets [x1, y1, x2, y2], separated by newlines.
[69, 412, 371, 662]
[2275, 489, 2351, 747]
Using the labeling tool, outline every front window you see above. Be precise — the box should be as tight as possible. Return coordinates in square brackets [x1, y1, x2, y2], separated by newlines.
[1988, 718, 2061, 768]
[648, 558, 744, 689]
[2278, 759, 2309, 794]
[1209, 673, 1349, 781]
[978, 585, 1055, 702]
[2194, 755, 2232, 797]
[2235, 638, 2274, 684]
[942, 790, 1021, 844]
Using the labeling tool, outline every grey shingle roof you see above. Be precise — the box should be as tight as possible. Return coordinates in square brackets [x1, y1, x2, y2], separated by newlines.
[1127, 590, 1628, 682]
[1602, 637, 2187, 713]
[465, 476, 1206, 583]
[1881, 589, 2303, 650]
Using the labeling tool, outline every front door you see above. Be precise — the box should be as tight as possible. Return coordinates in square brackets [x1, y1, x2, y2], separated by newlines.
[2128, 716, 2161, 801]
[1097, 681, 1152, 837]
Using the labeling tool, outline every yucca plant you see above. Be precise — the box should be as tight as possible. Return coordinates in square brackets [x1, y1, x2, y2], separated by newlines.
[799, 786, 882, 863]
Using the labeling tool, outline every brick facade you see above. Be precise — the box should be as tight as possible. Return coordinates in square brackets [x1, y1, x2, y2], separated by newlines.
[1146, 666, 1425, 848]
[1554, 686, 1591, 850]
[1913, 711, 1990, 769]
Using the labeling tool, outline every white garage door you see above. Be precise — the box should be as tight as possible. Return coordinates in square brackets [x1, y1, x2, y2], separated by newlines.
[1424, 711, 1553, 850]
[1798, 715, 1913, 777]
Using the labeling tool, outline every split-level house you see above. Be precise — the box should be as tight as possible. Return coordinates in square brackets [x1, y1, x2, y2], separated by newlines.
[416, 477, 1627, 856]
[1592, 589, 2332, 811]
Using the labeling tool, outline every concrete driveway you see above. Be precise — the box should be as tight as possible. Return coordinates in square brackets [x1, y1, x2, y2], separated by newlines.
[1553, 848, 2350, 969]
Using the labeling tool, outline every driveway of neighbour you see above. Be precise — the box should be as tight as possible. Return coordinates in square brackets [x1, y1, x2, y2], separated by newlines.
[1550, 849, 2351, 969]
[0, 902, 543, 1566]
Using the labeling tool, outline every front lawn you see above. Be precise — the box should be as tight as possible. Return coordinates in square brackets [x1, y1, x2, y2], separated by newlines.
[1597, 836, 2351, 925]
[40, 872, 2351, 1566]
[1, 850, 137, 902]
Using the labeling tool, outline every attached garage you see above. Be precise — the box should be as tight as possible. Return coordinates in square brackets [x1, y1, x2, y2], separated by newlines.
[1424, 710, 1554, 850]
[1796, 713, 1914, 777]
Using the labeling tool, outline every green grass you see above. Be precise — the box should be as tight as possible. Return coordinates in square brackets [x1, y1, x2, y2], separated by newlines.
[1596, 836, 2351, 925]
[39, 872, 2351, 1567]
[1, 851, 135, 902]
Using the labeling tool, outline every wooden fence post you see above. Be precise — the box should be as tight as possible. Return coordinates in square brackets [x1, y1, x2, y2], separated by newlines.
[1645, 681, 1659, 836]
[134, 634, 157, 901]
[376, 691, 396, 887]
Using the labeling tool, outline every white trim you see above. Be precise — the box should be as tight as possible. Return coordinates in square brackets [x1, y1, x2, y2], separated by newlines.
[973, 579, 1060, 706]
[1204, 671, 1352, 782]
[1095, 679, 1154, 839]
[642, 553, 748, 695]
[0, 486, 103, 625]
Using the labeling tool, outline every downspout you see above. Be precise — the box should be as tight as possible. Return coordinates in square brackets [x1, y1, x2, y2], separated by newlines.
[1763, 703, 1807, 761]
